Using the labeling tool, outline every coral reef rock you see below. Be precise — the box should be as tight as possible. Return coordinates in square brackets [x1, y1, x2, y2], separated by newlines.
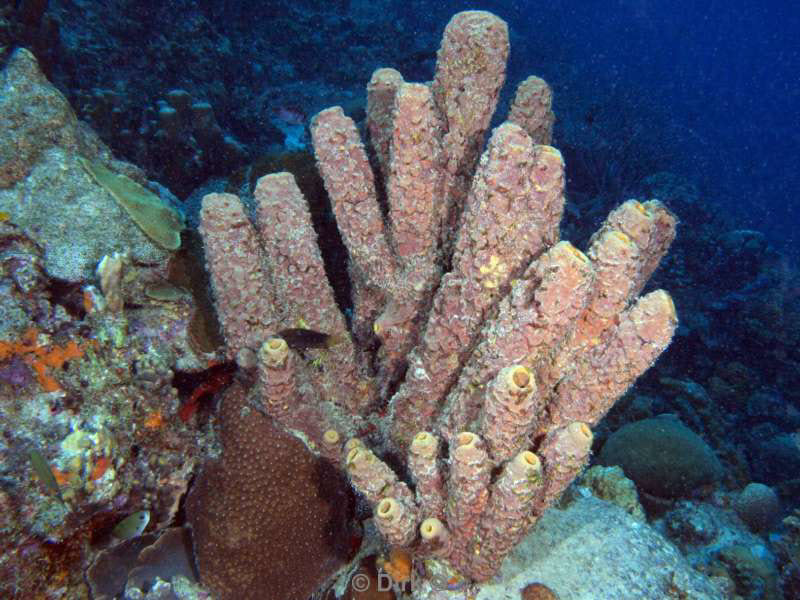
[0, 48, 179, 281]
[470, 496, 725, 600]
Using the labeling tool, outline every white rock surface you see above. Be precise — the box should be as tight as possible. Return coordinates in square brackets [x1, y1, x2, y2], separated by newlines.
[414, 496, 725, 600]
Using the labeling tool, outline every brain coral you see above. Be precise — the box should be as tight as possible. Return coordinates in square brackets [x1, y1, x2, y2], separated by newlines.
[734, 482, 781, 532]
[185, 382, 353, 599]
[521, 582, 559, 599]
[599, 415, 722, 499]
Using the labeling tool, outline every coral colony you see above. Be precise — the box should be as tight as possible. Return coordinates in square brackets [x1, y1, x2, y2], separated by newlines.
[188, 10, 677, 595]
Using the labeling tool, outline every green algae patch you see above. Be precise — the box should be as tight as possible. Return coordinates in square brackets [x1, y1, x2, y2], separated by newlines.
[78, 157, 184, 250]
[145, 281, 185, 301]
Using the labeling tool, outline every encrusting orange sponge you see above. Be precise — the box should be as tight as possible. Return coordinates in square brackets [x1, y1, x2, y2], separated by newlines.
[380, 548, 412, 583]
[0, 328, 89, 392]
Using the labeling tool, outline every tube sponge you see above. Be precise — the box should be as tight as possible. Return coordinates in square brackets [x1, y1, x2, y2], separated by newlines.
[445, 432, 490, 570]
[199, 192, 277, 357]
[419, 517, 452, 558]
[408, 432, 446, 519]
[345, 443, 416, 508]
[375, 497, 418, 547]
[481, 365, 540, 463]
[471, 451, 543, 579]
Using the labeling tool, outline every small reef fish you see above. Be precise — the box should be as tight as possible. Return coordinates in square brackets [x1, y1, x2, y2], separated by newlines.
[277, 328, 343, 351]
[112, 510, 150, 539]
[28, 448, 65, 504]
[178, 362, 235, 422]
[272, 105, 306, 126]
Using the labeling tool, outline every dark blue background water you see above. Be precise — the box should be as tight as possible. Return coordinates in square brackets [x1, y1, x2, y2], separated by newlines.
[436, 0, 800, 254]
[32, 0, 798, 255]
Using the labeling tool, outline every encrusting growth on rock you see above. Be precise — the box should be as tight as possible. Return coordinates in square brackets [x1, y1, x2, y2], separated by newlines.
[190, 9, 678, 593]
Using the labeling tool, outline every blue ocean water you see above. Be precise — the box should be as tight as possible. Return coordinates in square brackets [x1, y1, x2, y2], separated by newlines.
[426, 0, 800, 254]
[504, 0, 800, 252]
[36, 0, 800, 252]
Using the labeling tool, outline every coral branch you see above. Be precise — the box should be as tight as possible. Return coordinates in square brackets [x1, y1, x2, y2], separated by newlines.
[310, 107, 398, 294]
[254, 172, 370, 412]
[549, 290, 678, 430]
[386, 82, 443, 263]
[535, 422, 594, 516]
[441, 241, 594, 438]
[432, 10, 510, 239]
[366, 67, 404, 177]
[344, 442, 415, 509]
[389, 124, 566, 448]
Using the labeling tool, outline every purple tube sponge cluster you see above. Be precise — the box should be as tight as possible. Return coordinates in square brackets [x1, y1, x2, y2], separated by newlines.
[194, 10, 679, 589]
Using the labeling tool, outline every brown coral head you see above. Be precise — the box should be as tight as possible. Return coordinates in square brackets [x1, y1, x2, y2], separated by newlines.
[521, 582, 559, 600]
